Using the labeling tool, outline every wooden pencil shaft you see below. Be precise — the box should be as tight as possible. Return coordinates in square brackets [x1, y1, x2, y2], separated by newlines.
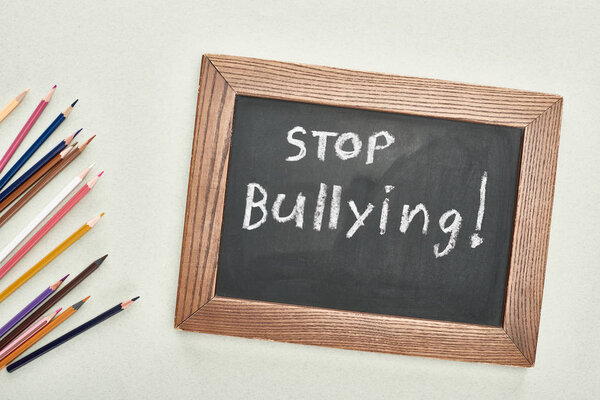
[0, 87, 53, 175]
[0, 257, 105, 350]
[0, 148, 81, 228]
[0, 224, 91, 302]
[0, 154, 63, 214]
[0, 111, 66, 191]
[6, 305, 123, 372]
[0, 139, 68, 204]
[0, 307, 77, 369]
[0, 286, 53, 339]
[0, 173, 84, 268]
[0, 90, 27, 123]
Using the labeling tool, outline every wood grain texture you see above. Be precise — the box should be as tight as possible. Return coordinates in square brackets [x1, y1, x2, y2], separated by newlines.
[180, 296, 530, 366]
[174, 57, 235, 327]
[503, 99, 563, 365]
[208, 54, 561, 128]
[175, 54, 563, 366]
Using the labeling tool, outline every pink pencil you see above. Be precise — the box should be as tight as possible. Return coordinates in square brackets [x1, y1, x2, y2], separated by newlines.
[0, 86, 56, 174]
[0, 171, 103, 280]
[0, 308, 61, 360]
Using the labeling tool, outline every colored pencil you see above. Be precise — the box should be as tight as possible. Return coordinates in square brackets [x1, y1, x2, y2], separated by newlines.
[0, 136, 95, 225]
[0, 89, 29, 124]
[0, 297, 88, 369]
[0, 213, 104, 302]
[0, 255, 107, 351]
[0, 309, 61, 362]
[0, 131, 79, 204]
[0, 99, 78, 191]
[0, 165, 93, 266]
[0, 86, 56, 174]
[0, 170, 101, 280]
[6, 297, 138, 373]
[0, 144, 75, 214]
[0, 276, 67, 339]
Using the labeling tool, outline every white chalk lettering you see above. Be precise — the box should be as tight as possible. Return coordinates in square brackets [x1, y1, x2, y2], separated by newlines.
[329, 184, 342, 230]
[400, 204, 430, 234]
[271, 193, 306, 228]
[380, 185, 395, 235]
[285, 126, 307, 162]
[434, 209, 462, 258]
[334, 132, 362, 160]
[470, 171, 487, 248]
[367, 131, 395, 165]
[312, 131, 338, 161]
[242, 183, 268, 230]
[313, 183, 328, 231]
[346, 201, 375, 238]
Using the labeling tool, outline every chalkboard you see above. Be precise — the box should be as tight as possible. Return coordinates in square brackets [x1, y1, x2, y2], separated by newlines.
[215, 95, 523, 326]
[176, 55, 561, 365]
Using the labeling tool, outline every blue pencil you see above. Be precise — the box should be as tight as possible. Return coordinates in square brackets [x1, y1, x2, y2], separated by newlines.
[0, 130, 80, 204]
[0, 99, 78, 191]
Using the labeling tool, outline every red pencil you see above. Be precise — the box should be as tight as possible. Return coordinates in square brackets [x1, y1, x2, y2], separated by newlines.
[0, 86, 56, 174]
[0, 171, 103, 280]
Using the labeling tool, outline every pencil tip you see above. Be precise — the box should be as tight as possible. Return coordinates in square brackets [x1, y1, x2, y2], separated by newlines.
[132, 296, 140, 301]
[83, 296, 91, 302]
[98, 171, 104, 177]
[71, 99, 78, 107]
[88, 162, 95, 169]
[96, 254, 108, 265]
[75, 128, 82, 135]
[60, 274, 70, 282]
[52, 84, 57, 89]
[100, 212, 105, 217]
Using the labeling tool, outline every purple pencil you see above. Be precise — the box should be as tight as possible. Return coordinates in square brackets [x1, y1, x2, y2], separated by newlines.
[0, 275, 68, 340]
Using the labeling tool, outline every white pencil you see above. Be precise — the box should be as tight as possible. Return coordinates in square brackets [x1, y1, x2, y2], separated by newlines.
[0, 165, 93, 264]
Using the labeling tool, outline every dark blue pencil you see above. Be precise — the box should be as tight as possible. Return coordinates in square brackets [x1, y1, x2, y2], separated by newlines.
[0, 100, 78, 191]
[6, 296, 139, 373]
[0, 130, 80, 204]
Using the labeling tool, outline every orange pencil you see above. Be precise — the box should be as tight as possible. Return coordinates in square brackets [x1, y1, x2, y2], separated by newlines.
[0, 89, 29, 123]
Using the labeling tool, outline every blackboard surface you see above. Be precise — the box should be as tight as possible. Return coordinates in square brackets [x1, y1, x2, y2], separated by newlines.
[215, 95, 523, 326]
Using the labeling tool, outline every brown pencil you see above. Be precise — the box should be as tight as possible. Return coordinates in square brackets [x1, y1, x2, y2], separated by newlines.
[0, 135, 95, 228]
[0, 145, 75, 214]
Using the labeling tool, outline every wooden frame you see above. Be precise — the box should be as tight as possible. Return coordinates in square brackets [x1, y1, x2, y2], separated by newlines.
[175, 54, 562, 367]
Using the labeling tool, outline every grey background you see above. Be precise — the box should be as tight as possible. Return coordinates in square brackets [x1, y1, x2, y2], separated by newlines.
[0, 1, 598, 398]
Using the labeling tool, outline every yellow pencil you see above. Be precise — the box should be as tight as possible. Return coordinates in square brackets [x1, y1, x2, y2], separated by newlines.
[0, 89, 29, 123]
[0, 297, 89, 369]
[0, 213, 104, 303]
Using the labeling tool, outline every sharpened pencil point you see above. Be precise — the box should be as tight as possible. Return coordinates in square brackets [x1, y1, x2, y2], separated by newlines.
[71, 99, 78, 107]
[95, 254, 108, 265]
[78, 135, 96, 151]
[15, 89, 29, 102]
[60, 274, 70, 282]
[100, 212, 105, 217]
[74, 128, 82, 137]
[132, 296, 140, 301]
[44, 85, 57, 102]
[98, 171, 104, 177]
[83, 296, 91, 302]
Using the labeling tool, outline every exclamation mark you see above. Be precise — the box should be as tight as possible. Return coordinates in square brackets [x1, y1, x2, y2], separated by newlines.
[470, 171, 487, 248]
